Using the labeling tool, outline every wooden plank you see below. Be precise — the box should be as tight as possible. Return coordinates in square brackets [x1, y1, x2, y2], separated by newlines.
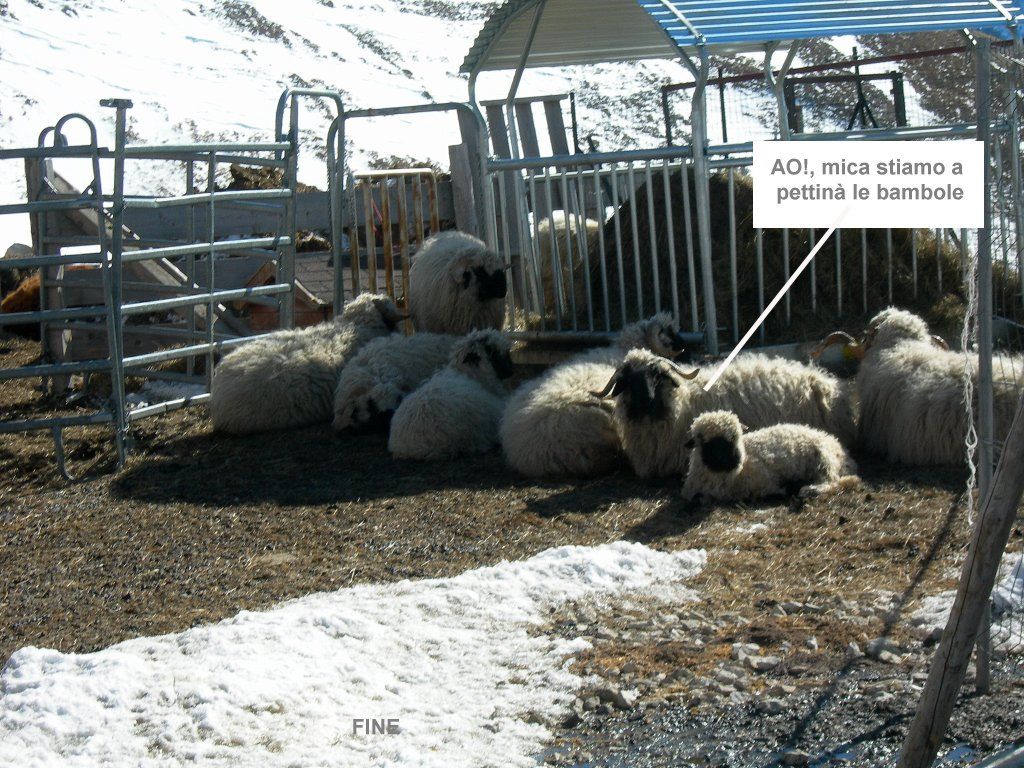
[897, 394, 1024, 768]
[449, 143, 480, 237]
[543, 99, 571, 155]
[485, 105, 512, 159]
[514, 102, 541, 158]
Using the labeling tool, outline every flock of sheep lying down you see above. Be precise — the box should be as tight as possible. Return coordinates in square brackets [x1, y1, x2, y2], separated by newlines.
[209, 227, 1023, 503]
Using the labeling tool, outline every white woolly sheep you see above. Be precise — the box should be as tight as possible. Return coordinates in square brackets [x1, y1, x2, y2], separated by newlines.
[407, 231, 507, 334]
[388, 329, 514, 460]
[535, 211, 600, 315]
[332, 332, 457, 432]
[594, 348, 855, 478]
[210, 292, 403, 434]
[681, 410, 859, 502]
[817, 307, 1024, 465]
[499, 313, 691, 477]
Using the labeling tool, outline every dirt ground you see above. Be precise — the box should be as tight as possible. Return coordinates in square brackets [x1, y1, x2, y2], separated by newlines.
[1, 332, 1022, 764]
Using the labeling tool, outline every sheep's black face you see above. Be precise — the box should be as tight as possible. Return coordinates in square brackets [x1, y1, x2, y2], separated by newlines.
[463, 265, 507, 302]
[662, 327, 688, 353]
[618, 368, 674, 422]
[699, 435, 742, 473]
[485, 344, 515, 380]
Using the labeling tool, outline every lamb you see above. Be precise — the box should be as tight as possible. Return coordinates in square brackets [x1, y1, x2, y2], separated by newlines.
[681, 410, 859, 502]
[209, 292, 403, 434]
[499, 313, 691, 477]
[388, 329, 514, 460]
[407, 231, 508, 334]
[332, 332, 457, 432]
[815, 307, 1024, 465]
[593, 348, 855, 478]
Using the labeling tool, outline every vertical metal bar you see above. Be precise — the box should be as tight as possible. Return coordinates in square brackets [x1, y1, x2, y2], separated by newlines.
[911, 228, 918, 301]
[185, 161, 196, 376]
[543, 168, 563, 329]
[282, 97, 298, 329]
[680, 161, 699, 332]
[1009, 64, 1024, 308]
[886, 228, 894, 304]
[782, 228, 791, 324]
[662, 160, 681, 323]
[558, 169, 578, 329]
[412, 179, 425, 248]
[206, 152, 216, 390]
[644, 161, 661, 315]
[101, 99, 131, 466]
[363, 182, 378, 293]
[380, 177, 394, 298]
[835, 226, 843, 317]
[396, 176, 411, 334]
[609, 166, 627, 328]
[627, 163, 643, 319]
[727, 167, 738, 341]
[497, 172, 524, 327]
[861, 229, 869, 313]
[756, 227, 765, 344]
[349, 180, 362, 297]
[329, 118, 346, 313]
[526, 172, 546, 323]
[573, 167, 594, 331]
[593, 165, 611, 331]
[975, 38, 995, 695]
[808, 227, 817, 314]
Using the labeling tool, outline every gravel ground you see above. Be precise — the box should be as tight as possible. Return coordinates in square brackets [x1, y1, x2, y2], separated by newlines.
[2, 332, 1023, 764]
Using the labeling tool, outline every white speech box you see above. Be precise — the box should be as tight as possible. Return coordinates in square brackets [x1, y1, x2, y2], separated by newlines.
[752, 140, 984, 229]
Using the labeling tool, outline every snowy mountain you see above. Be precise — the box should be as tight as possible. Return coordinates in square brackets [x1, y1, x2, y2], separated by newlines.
[0, 0, 680, 248]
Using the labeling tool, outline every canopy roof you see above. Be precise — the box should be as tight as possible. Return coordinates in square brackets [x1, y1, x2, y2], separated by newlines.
[460, 0, 1023, 73]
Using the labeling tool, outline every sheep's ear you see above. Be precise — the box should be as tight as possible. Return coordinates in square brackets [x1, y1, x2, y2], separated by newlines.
[447, 252, 476, 285]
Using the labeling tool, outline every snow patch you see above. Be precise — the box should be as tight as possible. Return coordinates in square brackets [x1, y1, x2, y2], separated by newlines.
[0, 541, 705, 767]
[911, 554, 1024, 654]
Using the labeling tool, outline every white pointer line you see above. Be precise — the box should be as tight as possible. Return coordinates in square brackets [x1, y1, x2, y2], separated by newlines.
[703, 209, 850, 392]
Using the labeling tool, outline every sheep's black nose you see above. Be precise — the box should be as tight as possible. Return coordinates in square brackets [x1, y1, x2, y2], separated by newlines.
[474, 266, 507, 301]
[670, 330, 687, 352]
[490, 350, 515, 380]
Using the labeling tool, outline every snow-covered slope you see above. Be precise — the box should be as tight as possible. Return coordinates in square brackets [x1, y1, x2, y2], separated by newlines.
[0, 0, 678, 248]
[0, 541, 705, 767]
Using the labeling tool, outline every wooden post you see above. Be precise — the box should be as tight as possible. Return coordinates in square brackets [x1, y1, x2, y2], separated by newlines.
[897, 393, 1024, 768]
[449, 143, 480, 237]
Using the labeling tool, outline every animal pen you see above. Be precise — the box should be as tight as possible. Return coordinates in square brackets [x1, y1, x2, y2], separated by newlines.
[1, 1, 1024, 763]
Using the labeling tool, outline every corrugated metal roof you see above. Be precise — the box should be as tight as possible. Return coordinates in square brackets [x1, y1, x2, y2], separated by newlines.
[461, 0, 1022, 73]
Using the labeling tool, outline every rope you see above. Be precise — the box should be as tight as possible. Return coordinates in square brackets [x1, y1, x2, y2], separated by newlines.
[962, 233, 980, 525]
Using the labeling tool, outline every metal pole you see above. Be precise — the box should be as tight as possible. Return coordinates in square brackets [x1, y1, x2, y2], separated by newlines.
[100, 99, 132, 467]
[975, 36, 996, 695]
[685, 47, 718, 355]
[765, 42, 799, 140]
[282, 96, 299, 327]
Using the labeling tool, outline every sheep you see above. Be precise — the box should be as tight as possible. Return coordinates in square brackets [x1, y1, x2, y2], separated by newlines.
[535, 211, 600, 317]
[593, 348, 855, 478]
[388, 329, 514, 460]
[681, 410, 859, 502]
[499, 313, 691, 477]
[209, 292, 403, 434]
[815, 307, 1024, 465]
[332, 332, 457, 432]
[407, 231, 507, 334]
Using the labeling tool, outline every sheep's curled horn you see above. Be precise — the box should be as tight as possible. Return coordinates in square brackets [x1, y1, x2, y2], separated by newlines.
[810, 331, 863, 360]
[589, 363, 699, 399]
